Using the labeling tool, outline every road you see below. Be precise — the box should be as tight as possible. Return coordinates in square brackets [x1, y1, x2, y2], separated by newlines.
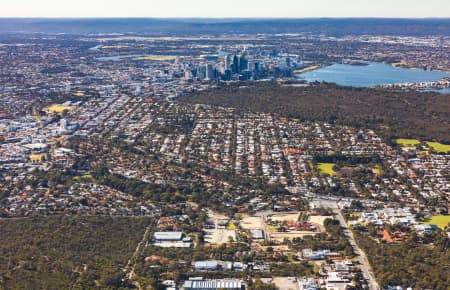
[308, 196, 379, 289]
[123, 224, 152, 290]
[257, 202, 379, 289]
[333, 207, 380, 290]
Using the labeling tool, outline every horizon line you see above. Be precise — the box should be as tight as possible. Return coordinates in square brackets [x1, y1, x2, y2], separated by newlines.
[1, 16, 449, 20]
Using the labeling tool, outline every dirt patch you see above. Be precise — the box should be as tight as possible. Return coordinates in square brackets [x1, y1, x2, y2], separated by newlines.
[272, 277, 299, 290]
[204, 228, 236, 244]
[240, 216, 263, 230]
[204, 209, 236, 244]
[308, 215, 328, 232]
[308, 215, 327, 226]
[270, 231, 318, 242]
[269, 213, 300, 222]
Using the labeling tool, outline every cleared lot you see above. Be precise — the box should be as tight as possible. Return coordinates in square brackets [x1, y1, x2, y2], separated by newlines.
[204, 228, 236, 244]
[272, 277, 299, 290]
[269, 213, 300, 222]
[240, 216, 263, 230]
[204, 210, 236, 244]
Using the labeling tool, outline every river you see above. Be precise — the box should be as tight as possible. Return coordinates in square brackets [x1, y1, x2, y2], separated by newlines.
[297, 62, 450, 87]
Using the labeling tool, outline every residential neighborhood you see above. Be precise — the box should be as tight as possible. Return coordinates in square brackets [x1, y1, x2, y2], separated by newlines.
[0, 19, 449, 290]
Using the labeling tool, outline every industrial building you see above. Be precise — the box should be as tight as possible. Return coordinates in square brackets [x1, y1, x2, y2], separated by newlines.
[182, 279, 244, 290]
[194, 260, 220, 271]
[153, 231, 192, 248]
[154, 231, 184, 241]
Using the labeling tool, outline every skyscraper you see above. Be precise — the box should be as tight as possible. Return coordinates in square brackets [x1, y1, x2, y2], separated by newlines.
[225, 54, 232, 70]
[239, 55, 248, 72]
[205, 64, 214, 80]
[232, 55, 239, 73]
[184, 69, 193, 80]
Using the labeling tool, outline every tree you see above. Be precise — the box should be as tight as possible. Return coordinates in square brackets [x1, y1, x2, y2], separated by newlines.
[249, 279, 278, 290]
[350, 200, 363, 210]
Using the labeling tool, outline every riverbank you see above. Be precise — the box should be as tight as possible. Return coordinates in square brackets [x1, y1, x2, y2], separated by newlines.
[390, 61, 450, 73]
[293, 65, 321, 74]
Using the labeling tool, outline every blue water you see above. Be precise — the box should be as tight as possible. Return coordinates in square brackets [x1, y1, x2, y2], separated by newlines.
[297, 62, 450, 87]
[422, 88, 450, 94]
[89, 45, 102, 51]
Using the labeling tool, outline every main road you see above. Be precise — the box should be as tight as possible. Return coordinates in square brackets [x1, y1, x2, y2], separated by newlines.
[311, 197, 380, 290]
[333, 208, 380, 290]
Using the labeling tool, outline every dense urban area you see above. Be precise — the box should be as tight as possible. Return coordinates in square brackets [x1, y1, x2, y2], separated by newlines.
[0, 19, 449, 290]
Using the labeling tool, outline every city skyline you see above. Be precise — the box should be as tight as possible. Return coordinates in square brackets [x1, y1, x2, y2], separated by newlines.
[1, 0, 450, 18]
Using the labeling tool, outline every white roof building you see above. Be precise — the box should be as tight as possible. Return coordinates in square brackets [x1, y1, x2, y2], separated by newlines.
[183, 279, 243, 290]
[154, 231, 183, 241]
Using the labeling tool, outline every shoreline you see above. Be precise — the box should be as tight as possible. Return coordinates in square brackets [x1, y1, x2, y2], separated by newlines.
[293, 65, 321, 74]
[389, 61, 450, 74]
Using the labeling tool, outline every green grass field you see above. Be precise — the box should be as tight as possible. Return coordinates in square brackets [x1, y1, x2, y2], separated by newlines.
[396, 139, 450, 153]
[396, 138, 420, 147]
[227, 223, 237, 230]
[44, 104, 73, 115]
[317, 163, 337, 176]
[73, 174, 94, 182]
[372, 164, 383, 175]
[422, 215, 450, 229]
[425, 142, 450, 153]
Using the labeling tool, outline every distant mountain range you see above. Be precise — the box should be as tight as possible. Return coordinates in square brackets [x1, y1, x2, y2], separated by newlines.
[0, 18, 449, 36]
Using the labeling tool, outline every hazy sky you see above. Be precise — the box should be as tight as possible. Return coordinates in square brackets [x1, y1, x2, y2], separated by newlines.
[1, 0, 449, 18]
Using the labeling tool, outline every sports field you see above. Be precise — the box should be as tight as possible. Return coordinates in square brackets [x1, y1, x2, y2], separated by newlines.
[425, 141, 450, 153]
[317, 163, 337, 176]
[396, 138, 420, 146]
[44, 104, 73, 114]
[422, 215, 450, 229]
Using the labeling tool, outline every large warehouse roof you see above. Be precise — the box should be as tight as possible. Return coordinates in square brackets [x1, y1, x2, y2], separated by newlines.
[183, 279, 242, 290]
[154, 231, 183, 240]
